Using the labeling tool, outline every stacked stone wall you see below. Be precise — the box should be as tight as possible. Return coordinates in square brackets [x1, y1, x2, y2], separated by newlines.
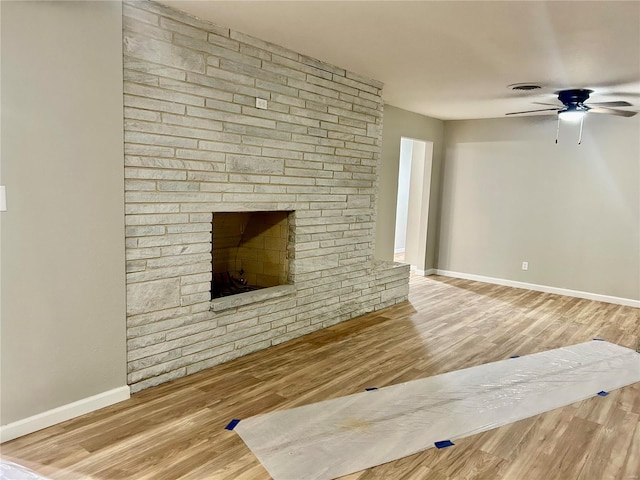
[124, 0, 409, 392]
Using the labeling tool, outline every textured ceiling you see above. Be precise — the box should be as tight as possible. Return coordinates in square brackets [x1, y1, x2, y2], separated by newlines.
[160, 1, 640, 120]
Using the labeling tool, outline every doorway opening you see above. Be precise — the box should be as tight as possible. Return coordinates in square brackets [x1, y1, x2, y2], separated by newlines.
[393, 137, 433, 273]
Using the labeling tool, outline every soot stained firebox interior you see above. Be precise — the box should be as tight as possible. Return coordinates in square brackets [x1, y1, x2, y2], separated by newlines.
[211, 211, 290, 299]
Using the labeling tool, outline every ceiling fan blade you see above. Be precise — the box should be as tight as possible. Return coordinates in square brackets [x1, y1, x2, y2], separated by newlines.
[587, 101, 632, 107]
[505, 108, 559, 116]
[532, 102, 562, 107]
[588, 107, 637, 117]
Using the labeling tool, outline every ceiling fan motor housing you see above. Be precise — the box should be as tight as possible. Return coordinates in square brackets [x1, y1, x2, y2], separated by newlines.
[557, 89, 593, 106]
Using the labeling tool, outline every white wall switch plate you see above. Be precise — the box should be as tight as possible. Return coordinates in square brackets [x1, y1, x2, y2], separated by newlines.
[0, 186, 6, 212]
[256, 98, 268, 110]
[521, 261, 529, 271]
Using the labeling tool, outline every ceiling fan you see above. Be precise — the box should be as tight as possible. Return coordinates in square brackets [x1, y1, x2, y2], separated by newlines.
[506, 88, 637, 119]
[506, 88, 636, 144]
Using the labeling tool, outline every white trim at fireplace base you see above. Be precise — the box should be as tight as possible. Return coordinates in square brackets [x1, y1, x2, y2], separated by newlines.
[421, 269, 639, 308]
[0, 385, 130, 442]
[415, 268, 436, 276]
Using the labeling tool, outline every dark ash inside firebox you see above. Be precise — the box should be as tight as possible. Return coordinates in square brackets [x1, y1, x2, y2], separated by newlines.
[210, 271, 261, 298]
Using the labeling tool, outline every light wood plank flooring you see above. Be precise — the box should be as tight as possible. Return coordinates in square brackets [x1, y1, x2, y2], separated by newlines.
[2, 274, 639, 480]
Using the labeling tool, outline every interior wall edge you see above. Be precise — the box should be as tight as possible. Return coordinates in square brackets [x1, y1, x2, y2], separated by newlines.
[377, 104, 445, 266]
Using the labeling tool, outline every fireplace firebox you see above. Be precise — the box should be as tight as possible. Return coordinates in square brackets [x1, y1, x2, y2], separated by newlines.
[211, 211, 291, 299]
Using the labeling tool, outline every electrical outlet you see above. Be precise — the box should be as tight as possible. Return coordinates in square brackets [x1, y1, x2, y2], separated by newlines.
[256, 97, 268, 110]
[521, 261, 529, 271]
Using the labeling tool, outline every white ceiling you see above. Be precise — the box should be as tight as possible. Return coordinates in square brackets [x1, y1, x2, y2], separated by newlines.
[160, 1, 640, 120]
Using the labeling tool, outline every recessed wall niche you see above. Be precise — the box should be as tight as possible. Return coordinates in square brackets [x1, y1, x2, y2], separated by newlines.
[211, 211, 291, 298]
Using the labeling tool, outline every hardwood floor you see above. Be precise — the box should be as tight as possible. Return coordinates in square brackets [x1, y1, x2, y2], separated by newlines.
[2, 274, 639, 480]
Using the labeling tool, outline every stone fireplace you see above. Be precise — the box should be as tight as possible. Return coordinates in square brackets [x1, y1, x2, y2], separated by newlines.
[123, 0, 410, 393]
[211, 211, 291, 298]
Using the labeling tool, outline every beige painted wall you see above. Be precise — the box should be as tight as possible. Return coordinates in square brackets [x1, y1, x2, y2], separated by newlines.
[439, 115, 640, 300]
[376, 105, 444, 268]
[1, 1, 126, 425]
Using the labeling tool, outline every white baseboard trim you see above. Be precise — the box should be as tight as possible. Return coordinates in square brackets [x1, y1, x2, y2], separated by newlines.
[416, 268, 436, 276]
[0, 385, 130, 442]
[430, 269, 640, 308]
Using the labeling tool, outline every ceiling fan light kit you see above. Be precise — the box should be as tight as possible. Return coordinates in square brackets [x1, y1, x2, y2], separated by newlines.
[555, 108, 587, 145]
[506, 88, 637, 144]
[558, 108, 586, 122]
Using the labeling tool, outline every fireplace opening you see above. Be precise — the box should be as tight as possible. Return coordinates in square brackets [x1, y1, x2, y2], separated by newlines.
[211, 211, 291, 299]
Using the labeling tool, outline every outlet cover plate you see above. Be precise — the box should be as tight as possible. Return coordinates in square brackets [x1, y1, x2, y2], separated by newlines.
[256, 98, 268, 110]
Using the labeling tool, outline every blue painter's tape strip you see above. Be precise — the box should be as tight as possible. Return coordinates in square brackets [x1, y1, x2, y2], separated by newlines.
[593, 338, 605, 341]
[225, 419, 241, 430]
[597, 391, 609, 397]
[510, 355, 520, 359]
[435, 440, 454, 449]
[365, 387, 378, 391]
